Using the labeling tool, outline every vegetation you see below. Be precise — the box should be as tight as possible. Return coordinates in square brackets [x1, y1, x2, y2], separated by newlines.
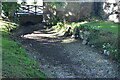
[45, 2, 65, 25]
[2, 2, 20, 17]
[83, 21, 119, 59]
[0, 20, 46, 78]
[47, 2, 65, 9]
[51, 21, 119, 60]
[1, 1, 119, 78]
[85, 21, 119, 34]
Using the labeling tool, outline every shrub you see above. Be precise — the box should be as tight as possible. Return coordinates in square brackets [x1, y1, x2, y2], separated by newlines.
[73, 24, 100, 40]
[89, 31, 119, 59]
[1, 22, 18, 32]
[52, 22, 65, 31]
[102, 43, 118, 57]
[52, 22, 119, 60]
[51, 16, 59, 25]
[73, 24, 119, 60]
[2, 2, 20, 17]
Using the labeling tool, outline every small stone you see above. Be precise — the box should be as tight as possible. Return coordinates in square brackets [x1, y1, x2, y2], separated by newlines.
[103, 50, 109, 55]
[29, 43, 32, 46]
[87, 42, 90, 45]
[82, 40, 87, 45]
[80, 34, 84, 39]
[91, 45, 95, 48]
[71, 35, 75, 38]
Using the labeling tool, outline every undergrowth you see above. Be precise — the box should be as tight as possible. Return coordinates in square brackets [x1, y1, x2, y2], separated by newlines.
[51, 21, 119, 61]
[0, 20, 46, 78]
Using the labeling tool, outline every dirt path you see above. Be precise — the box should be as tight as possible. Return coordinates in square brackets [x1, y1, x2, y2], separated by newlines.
[13, 23, 119, 78]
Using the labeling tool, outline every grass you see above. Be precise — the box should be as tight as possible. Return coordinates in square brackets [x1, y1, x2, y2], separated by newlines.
[84, 21, 119, 34]
[0, 20, 46, 78]
[52, 21, 119, 34]
[52, 21, 119, 60]
[83, 21, 119, 60]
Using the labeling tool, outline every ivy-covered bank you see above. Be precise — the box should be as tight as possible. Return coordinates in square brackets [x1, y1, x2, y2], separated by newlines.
[0, 20, 46, 78]
[52, 21, 119, 61]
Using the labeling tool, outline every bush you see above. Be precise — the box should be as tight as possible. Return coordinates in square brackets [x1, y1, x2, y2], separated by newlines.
[51, 16, 59, 25]
[52, 22, 64, 30]
[0, 21, 18, 33]
[2, 2, 20, 17]
[52, 22, 119, 61]
[73, 23, 119, 60]
[72, 24, 100, 40]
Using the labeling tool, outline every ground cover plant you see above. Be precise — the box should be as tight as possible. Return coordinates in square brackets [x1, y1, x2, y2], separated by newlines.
[84, 21, 119, 34]
[0, 20, 46, 78]
[51, 21, 119, 61]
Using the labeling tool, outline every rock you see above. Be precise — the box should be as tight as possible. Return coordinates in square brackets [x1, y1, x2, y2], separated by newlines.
[71, 35, 75, 38]
[103, 50, 110, 55]
[29, 43, 32, 46]
[91, 45, 95, 48]
[82, 39, 88, 45]
[87, 42, 91, 45]
[80, 34, 84, 39]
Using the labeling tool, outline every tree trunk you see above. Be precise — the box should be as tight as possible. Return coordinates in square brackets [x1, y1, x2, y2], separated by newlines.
[0, 1, 2, 16]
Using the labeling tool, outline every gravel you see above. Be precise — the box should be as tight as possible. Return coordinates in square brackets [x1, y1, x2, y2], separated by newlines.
[13, 23, 119, 78]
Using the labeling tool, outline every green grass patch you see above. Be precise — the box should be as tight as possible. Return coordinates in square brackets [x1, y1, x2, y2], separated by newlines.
[84, 21, 119, 34]
[1, 20, 46, 78]
[2, 37, 46, 78]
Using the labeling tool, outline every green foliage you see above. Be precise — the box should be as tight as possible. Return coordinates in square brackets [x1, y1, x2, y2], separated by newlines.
[1, 21, 46, 78]
[102, 43, 118, 57]
[81, 25, 119, 59]
[2, 37, 46, 78]
[82, 21, 119, 59]
[52, 21, 119, 60]
[51, 16, 59, 25]
[3, 22, 18, 32]
[52, 22, 65, 31]
[47, 2, 65, 9]
[85, 21, 118, 34]
[77, 24, 99, 31]
[73, 24, 100, 40]
[45, 2, 66, 25]
[2, 2, 20, 17]
[89, 35, 110, 47]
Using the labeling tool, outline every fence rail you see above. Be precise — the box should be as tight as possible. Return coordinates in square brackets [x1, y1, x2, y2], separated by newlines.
[16, 5, 43, 15]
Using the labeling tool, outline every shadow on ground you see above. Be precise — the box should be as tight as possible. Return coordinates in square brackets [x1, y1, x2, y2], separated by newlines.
[13, 23, 119, 78]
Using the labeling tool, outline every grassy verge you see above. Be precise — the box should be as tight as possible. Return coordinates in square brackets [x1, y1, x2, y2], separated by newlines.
[0, 20, 46, 78]
[84, 21, 119, 34]
[51, 21, 119, 61]
[84, 21, 119, 60]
